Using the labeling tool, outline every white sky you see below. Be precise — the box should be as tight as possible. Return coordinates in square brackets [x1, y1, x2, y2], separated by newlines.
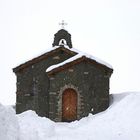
[0, 0, 140, 105]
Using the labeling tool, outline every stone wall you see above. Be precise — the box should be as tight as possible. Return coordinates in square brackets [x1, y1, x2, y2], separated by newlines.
[15, 48, 111, 122]
[15, 49, 76, 117]
[48, 60, 111, 121]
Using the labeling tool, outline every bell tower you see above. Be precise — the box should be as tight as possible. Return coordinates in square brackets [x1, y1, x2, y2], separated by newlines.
[52, 21, 72, 48]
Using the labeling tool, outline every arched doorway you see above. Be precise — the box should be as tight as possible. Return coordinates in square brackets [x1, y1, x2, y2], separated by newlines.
[62, 88, 77, 122]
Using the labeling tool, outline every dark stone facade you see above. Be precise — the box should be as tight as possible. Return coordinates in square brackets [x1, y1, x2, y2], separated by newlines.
[13, 29, 113, 122]
[14, 47, 77, 117]
[47, 59, 111, 121]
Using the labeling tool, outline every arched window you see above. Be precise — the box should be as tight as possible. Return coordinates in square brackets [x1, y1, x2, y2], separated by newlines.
[59, 39, 67, 46]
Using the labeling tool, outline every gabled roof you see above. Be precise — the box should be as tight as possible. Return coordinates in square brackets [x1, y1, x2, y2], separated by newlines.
[46, 54, 113, 76]
[13, 46, 77, 73]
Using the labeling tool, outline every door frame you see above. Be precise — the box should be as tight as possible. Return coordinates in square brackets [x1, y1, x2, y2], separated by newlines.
[57, 84, 82, 122]
[62, 88, 77, 122]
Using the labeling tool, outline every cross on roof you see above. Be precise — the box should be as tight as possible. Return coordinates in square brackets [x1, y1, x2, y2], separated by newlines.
[59, 20, 67, 29]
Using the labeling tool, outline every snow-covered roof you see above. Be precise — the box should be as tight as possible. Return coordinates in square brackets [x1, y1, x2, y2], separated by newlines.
[46, 45, 113, 73]
[13, 45, 77, 72]
[13, 44, 113, 73]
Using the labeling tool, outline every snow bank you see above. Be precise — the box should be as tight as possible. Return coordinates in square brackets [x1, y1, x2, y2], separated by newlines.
[45, 92, 140, 140]
[0, 104, 19, 140]
[17, 110, 55, 140]
[0, 92, 140, 140]
[17, 92, 140, 140]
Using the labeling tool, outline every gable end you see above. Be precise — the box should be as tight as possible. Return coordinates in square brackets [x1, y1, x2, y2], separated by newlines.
[13, 47, 77, 73]
[47, 56, 113, 76]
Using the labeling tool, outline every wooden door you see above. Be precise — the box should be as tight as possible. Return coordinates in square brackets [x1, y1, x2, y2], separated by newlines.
[62, 88, 77, 122]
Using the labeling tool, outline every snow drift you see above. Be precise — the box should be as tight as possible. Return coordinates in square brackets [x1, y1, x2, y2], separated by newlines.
[17, 111, 55, 140]
[0, 92, 140, 140]
[0, 104, 19, 140]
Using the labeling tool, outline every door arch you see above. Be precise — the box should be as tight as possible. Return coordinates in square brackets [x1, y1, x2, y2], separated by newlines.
[62, 88, 77, 122]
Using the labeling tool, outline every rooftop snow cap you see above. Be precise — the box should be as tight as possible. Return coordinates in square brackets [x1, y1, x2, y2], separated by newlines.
[46, 47, 113, 75]
[52, 29, 72, 48]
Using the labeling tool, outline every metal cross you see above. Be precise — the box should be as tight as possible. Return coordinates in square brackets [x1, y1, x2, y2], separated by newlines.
[59, 20, 67, 29]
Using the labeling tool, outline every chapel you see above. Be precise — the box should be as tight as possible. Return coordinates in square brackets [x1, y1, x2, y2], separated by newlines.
[13, 26, 113, 122]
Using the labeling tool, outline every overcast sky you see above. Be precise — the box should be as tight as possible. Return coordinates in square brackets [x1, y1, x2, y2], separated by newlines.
[0, 0, 140, 105]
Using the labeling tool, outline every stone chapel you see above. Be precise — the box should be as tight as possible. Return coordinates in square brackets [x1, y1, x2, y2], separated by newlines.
[13, 27, 113, 122]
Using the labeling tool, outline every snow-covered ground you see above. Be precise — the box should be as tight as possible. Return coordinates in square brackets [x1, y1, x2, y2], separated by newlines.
[0, 92, 140, 140]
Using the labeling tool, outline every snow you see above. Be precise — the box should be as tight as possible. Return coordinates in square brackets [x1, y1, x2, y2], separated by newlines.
[46, 45, 113, 73]
[0, 104, 19, 140]
[14, 44, 112, 72]
[46, 53, 83, 72]
[71, 47, 113, 69]
[17, 111, 55, 140]
[14, 46, 61, 68]
[0, 92, 140, 140]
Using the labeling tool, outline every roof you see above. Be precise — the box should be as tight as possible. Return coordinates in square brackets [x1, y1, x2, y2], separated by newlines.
[46, 53, 113, 76]
[46, 46, 113, 73]
[54, 29, 71, 36]
[13, 46, 77, 73]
